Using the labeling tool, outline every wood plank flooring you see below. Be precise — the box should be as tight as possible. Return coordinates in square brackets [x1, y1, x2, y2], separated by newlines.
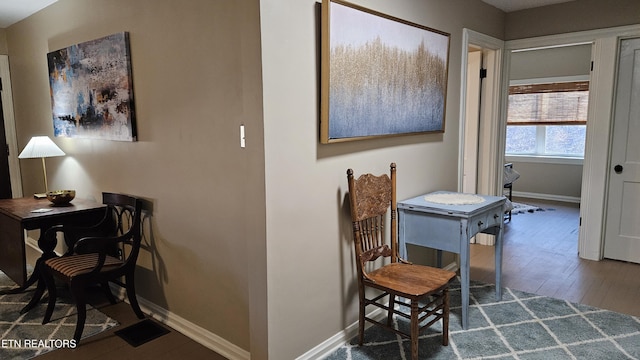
[470, 197, 640, 317]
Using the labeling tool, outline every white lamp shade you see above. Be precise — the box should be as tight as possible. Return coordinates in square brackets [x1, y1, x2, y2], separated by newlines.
[18, 136, 65, 159]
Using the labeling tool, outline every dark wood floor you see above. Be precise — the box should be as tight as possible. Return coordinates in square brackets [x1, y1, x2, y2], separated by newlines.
[36, 299, 227, 360]
[34, 198, 640, 359]
[471, 197, 640, 317]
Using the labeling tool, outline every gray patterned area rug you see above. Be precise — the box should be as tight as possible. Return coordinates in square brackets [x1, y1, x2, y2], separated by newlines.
[0, 271, 118, 359]
[326, 280, 640, 359]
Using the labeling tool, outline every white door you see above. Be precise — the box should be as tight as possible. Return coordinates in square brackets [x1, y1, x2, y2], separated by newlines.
[604, 37, 640, 263]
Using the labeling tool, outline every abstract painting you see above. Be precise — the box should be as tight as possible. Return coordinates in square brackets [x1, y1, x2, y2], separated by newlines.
[320, 0, 450, 143]
[47, 32, 137, 142]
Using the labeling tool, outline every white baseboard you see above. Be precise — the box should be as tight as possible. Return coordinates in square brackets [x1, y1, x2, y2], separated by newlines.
[296, 307, 387, 360]
[29, 237, 248, 359]
[25, 236, 41, 253]
[512, 191, 580, 204]
[139, 296, 250, 360]
[110, 284, 249, 360]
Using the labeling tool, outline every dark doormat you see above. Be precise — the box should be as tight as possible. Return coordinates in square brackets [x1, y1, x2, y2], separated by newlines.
[115, 319, 171, 347]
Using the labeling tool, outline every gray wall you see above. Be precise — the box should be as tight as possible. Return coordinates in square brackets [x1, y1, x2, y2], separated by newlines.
[504, 0, 640, 40]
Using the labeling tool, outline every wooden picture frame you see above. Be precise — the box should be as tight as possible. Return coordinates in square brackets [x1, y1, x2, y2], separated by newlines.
[320, 0, 450, 143]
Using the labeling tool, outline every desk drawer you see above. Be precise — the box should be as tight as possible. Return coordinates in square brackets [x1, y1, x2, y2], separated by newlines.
[468, 210, 502, 235]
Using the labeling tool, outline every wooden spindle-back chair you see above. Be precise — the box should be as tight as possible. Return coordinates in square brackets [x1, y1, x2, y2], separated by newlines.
[347, 163, 456, 360]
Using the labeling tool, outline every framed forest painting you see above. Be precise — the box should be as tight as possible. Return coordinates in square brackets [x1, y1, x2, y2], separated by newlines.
[320, 0, 450, 143]
[47, 32, 137, 142]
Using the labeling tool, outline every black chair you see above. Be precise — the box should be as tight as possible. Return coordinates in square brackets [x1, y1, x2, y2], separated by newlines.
[41, 192, 145, 343]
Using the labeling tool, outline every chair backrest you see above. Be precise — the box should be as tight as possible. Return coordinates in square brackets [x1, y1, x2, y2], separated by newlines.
[101, 192, 143, 265]
[347, 163, 398, 278]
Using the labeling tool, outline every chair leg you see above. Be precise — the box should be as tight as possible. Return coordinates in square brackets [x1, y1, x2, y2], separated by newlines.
[410, 299, 419, 360]
[125, 273, 144, 319]
[20, 277, 46, 314]
[70, 282, 87, 343]
[387, 294, 395, 326]
[358, 292, 365, 346]
[100, 281, 117, 304]
[442, 288, 450, 346]
[42, 269, 58, 325]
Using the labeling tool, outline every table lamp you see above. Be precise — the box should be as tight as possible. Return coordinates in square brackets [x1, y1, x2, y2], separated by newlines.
[18, 136, 65, 198]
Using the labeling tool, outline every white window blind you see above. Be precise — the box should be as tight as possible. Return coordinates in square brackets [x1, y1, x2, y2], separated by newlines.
[507, 81, 589, 126]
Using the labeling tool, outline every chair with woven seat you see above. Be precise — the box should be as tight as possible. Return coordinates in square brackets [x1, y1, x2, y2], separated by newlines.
[346, 163, 456, 360]
[41, 192, 145, 343]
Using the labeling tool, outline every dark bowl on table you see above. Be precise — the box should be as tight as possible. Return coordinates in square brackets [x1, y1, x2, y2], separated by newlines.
[46, 190, 76, 205]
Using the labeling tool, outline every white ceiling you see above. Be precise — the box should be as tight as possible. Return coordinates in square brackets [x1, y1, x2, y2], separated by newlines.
[481, 0, 576, 12]
[0, 0, 577, 29]
[0, 0, 58, 28]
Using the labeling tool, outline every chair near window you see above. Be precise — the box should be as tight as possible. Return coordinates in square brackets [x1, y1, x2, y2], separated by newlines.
[346, 163, 456, 360]
[41, 192, 145, 343]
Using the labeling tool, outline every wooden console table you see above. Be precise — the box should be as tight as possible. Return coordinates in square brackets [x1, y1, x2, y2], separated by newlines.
[398, 191, 506, 329]
[0, 197, 105, 311]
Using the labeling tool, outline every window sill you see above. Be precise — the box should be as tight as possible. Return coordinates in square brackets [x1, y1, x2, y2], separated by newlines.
[505, 154, 583, 165]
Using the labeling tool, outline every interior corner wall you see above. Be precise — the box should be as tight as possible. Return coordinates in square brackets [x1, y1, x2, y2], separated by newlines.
[258, 0, 504, 358]
[0, 29, 7, 54]
[504, 0, 640, 40]
[5, 0, 265, 353]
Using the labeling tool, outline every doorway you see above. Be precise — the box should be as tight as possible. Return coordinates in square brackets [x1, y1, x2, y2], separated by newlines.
[0, 55, 23, 199]
[485, 25, 640, 262]
[0, 94, 11, 198]
[459, 29, 504, 246]
[460, 30, 504, 198]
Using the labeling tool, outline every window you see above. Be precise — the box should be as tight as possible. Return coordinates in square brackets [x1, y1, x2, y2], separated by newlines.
[505, 80, 589, 158]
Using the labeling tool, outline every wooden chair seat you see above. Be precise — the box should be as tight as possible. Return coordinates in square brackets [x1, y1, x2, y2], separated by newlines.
[366, 262, 455, 298]
[45, 253, 123, 280]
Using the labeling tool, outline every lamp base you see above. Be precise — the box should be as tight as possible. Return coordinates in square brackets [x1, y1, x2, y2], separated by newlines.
[33, 193, 47, 199]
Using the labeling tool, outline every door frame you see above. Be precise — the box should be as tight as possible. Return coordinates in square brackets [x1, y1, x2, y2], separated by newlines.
[504, 24, 640, 261]
[0, 55, 23, 198]
[459, 29, 504, 246]
[459, 29, 505, 197]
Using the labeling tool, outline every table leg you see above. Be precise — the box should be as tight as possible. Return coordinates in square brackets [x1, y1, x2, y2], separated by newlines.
[0, 226, 58, 313]
[20, 226, 60, 312]
[495, 224, 504, 301]
[460, 233, 470, 330]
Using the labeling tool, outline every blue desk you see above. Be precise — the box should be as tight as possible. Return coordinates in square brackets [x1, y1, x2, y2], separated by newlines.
[398, 192, 505, 329]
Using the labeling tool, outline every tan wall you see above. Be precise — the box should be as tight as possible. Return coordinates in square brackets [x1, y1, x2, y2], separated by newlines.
[259, 0, 503, 358]
[6, 0, 631, 358]
[0, 29, 7, 54]
[6, 0, 264, 352]
[509, 44, 592, 80]
[505, 0, 640, 40]
[509, 161, 583, 199]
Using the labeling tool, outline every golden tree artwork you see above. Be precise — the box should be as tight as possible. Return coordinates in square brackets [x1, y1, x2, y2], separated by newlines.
[321, 0, 450, 143]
